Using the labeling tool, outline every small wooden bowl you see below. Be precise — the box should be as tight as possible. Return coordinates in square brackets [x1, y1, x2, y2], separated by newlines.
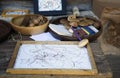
[10, 14, 49, 35]
[49, 16, 102, 42]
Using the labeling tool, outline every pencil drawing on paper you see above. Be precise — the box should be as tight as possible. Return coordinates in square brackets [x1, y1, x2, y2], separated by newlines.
[14, 44, 92, 69]
[38, 0, 62, 11]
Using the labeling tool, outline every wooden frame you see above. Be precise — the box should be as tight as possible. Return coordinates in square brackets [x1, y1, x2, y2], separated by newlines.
[33, 0, 66, 16]
[6, 41, 98, 75]
[1, 9, 29, 17]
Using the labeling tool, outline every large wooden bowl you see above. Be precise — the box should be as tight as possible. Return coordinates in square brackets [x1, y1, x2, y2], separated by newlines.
[49, 16, 102, 42]
[10, 14, 49, 35]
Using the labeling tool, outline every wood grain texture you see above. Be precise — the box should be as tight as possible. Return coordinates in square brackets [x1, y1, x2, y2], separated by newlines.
[0, 35, 112, 78]
[6, 41, 98, 75]
[0, 0, 34, 14]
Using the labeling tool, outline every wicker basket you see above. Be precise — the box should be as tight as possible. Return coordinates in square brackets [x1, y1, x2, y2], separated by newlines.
[10, 14, 49, 35]
[50, 16, 102, 42]
[1, 9, 29, 17]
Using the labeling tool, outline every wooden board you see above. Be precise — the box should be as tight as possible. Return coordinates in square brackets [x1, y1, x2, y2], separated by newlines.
[6, 41, 98, 75]
[1, 9, 29, 17]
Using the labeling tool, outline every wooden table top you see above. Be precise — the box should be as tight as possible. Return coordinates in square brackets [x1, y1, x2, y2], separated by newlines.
[0, 34, 112, 78]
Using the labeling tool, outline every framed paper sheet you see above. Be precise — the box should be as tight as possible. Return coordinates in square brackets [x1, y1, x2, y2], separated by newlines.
[6, 41, 98, 75]
[33, 0, 66, 16]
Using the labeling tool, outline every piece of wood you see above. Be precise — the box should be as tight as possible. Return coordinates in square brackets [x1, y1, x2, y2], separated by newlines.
[6, 41, 98, 75]
[1, 9, 29, 17]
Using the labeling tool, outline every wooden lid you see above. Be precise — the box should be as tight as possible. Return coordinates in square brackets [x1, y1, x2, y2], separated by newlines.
[0, 20, 11, 42]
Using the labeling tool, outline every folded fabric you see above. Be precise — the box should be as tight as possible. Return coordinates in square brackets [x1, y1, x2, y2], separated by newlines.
[82, 26, 95, 35]
[81, 28, 90, 35]
[88, 25, 99, 33]
[79, 28, 88, 35]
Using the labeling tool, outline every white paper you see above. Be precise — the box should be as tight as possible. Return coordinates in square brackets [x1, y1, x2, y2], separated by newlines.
[14, 44, 92, 69]
[49, 24, 72, 36]
[30, 32, 59, 41]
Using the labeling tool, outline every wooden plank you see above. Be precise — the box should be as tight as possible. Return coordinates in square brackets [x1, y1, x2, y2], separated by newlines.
[1, 9, 29, 17]
[7, 41, 21, 68]
[7, 69, 96, 75]
[87, 43, 98, 74]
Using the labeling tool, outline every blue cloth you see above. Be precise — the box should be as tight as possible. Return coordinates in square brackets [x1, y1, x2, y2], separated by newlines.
[82, 26, 95, 35]
[72, 26, 81, 30]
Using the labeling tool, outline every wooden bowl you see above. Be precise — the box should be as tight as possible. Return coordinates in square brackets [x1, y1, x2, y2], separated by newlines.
[10, 14, 49, 35]
[49, 16, 102, 42]
[0, 20, 12, 42]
